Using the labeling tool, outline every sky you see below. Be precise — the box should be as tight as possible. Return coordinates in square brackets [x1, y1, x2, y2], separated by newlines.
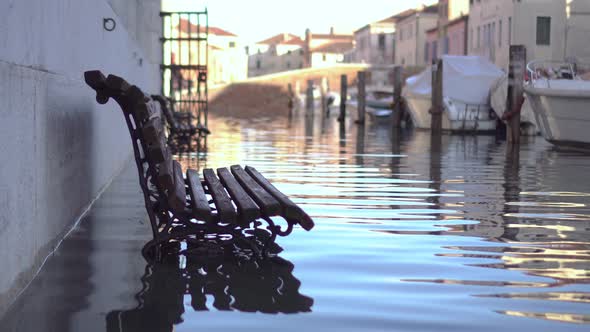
[162, 0, 437, 45]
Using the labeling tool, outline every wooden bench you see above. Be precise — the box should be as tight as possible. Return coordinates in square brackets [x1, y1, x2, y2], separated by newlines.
[151, 95, 210, 153]
[84, 70, 314, 258]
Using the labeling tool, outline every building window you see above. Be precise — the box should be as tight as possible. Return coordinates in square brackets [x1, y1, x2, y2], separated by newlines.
[400, 28, 404, 41]
[536, 16, 551, 45]
[508, 17, 512, 45]
[287, 61, 291, 69]
[378, 33, 386, 50]
[425, 42, 430, 63]
[477, 26, 481, 48]
[229, 41, 236, 48]
[432, 41, 438, 62]
[499, 19, 502, 47]
[256, 59, 261, 69]
[299, 49, 304, 55]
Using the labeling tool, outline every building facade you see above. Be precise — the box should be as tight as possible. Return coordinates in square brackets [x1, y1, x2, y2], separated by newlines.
[425, 0, 469, 64]
[566, 0, 590, 62]
[248, 33, 305, 77]
[394, 5, 439, 66]
[172, 19, 247, 86]
[468, 0, 567, 71]
[304, 29, 354, 68]
[352, 16, 396, 65]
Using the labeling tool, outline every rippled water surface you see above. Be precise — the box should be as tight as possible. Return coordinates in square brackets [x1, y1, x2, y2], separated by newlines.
[183, 113, 590, 331]
[2, 112, 590, 332]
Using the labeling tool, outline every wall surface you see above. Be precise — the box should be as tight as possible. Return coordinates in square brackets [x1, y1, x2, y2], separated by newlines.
[0, 0, 161, 316]
[468, 0, 566, 70]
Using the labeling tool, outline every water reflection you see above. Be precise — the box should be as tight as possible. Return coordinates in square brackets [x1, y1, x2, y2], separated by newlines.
[107, 246, 313, 332]
[193, 113, 590, 328]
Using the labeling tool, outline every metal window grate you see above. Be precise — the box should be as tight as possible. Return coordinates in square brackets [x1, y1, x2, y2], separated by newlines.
[160, 10, 209, 140]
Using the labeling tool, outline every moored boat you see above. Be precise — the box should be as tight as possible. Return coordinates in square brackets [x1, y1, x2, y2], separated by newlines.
[403, 55, 505, 132]
[524, 60, 590, 149]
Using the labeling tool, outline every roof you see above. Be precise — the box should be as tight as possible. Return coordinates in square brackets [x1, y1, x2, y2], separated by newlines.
[177, 18, 236, 36]
[447, 15, 469, 27]
[257, 33, 302, 45]
[311, 41, 354, 54]
[354, 14, 397, 33]
[311, 33, 353, 41]
[391, 9, 417, 21]
[426, 26, 438, 34]
[422, 4, 439, 14]
[393, 4, 438, 23]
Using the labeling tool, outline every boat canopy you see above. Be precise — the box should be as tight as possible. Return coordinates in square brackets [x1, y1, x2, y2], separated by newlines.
[404, 55, 505, 105]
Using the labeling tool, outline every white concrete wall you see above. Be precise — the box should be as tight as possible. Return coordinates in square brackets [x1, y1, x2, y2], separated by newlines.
[0, 0, 161, 315]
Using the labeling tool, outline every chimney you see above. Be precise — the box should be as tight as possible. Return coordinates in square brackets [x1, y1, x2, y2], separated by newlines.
[330, 27, 335, 35]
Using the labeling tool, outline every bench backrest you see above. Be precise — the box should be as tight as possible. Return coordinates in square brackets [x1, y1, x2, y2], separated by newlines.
[151, 95, 180, 132]
[84, 71, 188, 232]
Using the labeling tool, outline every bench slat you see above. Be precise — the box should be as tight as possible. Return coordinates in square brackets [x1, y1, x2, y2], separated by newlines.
[245, 166, 314, 231]
[141, 114, 164, 146]
[217, 168, 260, 226]
[202, 169, 237, 224]
[146, 135, 168, 163]
[168, 161, 187, 212]
[186, 169, 213, 223]
[230, 165, 281, 217]
[157, 157, 174, 192]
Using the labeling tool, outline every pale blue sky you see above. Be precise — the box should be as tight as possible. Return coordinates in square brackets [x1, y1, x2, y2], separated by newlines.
[162, 0, 436, 44]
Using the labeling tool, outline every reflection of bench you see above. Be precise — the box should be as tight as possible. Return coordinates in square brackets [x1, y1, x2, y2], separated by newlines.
[84, 70, 314, 258]
[106, 247, 313, 331]
[151, 95, 210, 152]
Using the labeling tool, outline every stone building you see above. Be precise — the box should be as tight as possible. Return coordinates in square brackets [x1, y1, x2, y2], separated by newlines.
[173, 18, 247, 86]
[351, 16, 397, 65]
[425, 0, 469, 64]
[248, 33, 305, 77]
[394, 4, 439, 66]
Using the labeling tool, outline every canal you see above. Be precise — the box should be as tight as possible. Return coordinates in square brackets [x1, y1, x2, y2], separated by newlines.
[1, 111, 589, 331]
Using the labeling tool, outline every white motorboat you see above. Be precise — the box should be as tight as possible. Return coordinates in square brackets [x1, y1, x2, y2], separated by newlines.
[524, 60, 590, 149]
[403, 55, 505, 132]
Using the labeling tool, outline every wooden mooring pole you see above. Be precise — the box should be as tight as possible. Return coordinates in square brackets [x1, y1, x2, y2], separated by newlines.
[505, 45, 526, 145]
[392, 66, 404, 128]
[287, 83, 294, 115]
[356, 71, 366, 124]
[320, 77, 328, 117]
[430, 59, 443, 135]
[306, 79, 314, 114]
[338, 74, 347, 122]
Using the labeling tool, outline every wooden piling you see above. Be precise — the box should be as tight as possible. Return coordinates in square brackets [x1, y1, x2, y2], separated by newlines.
[505, 45, 526, 145]
[356, 71, 366, 124]
[338, 74, 347, 122]
[306, 79, 314, 113]
[430, 59, 443, 135]
[320, 77, 328, 116]
[392, 66, 403, 128]
[287, 83, 294, 114]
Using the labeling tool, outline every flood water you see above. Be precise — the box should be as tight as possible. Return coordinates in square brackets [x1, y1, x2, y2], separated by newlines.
[2, 111, 590, 331]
